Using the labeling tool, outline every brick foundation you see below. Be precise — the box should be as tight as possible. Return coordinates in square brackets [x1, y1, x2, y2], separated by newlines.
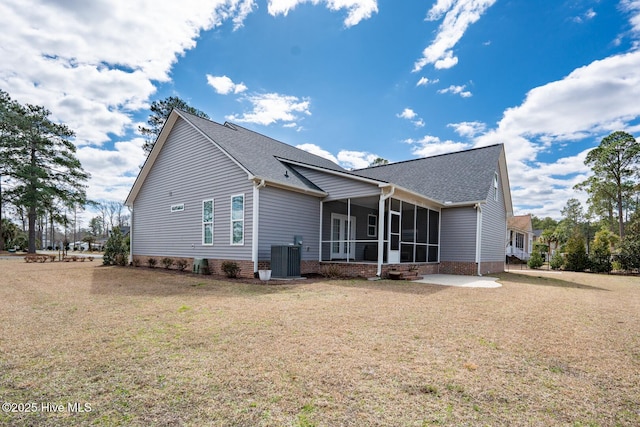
[132, 254, 501, 279]
[131, 255, 256, 278]
[316, 262, 439, 279]
[439, 260, 505, 275]
[478, 261, 505, 275]
[439, 261, 478, 275]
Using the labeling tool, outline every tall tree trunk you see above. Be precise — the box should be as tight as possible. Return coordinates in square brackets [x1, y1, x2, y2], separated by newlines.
[0, 179, 4, 252]
[28, 204, 36, 253]
[28, 139, 37, 253]
[617, 180, 625, 239]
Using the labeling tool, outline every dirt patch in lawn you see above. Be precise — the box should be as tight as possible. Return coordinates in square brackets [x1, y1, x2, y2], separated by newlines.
[1, 260, 639, 426]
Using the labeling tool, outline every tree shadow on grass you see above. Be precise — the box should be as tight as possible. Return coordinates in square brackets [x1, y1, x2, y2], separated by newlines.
[90, 266, 446, 298]
[494, 271, 610, 291]
[329, 278, 446, 296]
[90, 265, 307, 298]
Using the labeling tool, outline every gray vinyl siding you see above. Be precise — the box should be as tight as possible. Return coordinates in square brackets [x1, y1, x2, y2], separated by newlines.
[440, 206, 477, 262]
[132, 117, 253, 260]
[481, 169, 507, 262]
[257, 186, 320, 261]
[292, 166, 380, 200]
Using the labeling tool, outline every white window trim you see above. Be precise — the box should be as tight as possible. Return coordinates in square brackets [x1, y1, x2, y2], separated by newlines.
[230, 193, 244, 246]
[202, 199, 214, 246]
[367, 214, 378, 238]
[494, 172, 499, 201]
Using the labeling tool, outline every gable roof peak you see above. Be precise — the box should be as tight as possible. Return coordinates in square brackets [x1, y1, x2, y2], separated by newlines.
[355, 143, 504, 172]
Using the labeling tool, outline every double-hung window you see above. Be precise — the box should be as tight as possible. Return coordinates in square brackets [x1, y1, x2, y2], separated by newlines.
[231, 194, 244, 245]
[202, 199, 213, 245]
[367, 214, 377, 237]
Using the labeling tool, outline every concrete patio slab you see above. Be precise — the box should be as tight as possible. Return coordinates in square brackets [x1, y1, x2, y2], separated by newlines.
[415, 274, 502, 288]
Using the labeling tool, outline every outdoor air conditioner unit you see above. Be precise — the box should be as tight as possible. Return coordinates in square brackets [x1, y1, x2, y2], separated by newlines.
[271, 245, 301, 278]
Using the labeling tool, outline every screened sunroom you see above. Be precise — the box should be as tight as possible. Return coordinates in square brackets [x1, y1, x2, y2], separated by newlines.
[320, 195, 440, 266]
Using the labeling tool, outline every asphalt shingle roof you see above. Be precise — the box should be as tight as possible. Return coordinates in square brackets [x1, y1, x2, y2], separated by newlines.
[352, 144, 504, 204]
[179, 110, 345, 193]
[507, 214, 532, 231]
[179, 110, 503, 204]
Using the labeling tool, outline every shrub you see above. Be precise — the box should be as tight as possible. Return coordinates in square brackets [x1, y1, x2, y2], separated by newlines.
[527, 250, 544, 269]
[147, 257, 157, 268]
[611, 260, 623, 271]
[563, 234, 589, 272]
[320, 264, 342, 279]
[589, 228, 616, 273]
[175, 259, 188, 272]
[613, 238, 640, 272]
[132, 258, 141, 267]
[161, 257, 174, 269]
[221, 261, 240, 278]
[103, 226, 129, 266]
[549, 252, 563, 270]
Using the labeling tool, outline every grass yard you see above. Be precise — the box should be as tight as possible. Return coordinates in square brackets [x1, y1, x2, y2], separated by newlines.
[0, 260, 639, 426]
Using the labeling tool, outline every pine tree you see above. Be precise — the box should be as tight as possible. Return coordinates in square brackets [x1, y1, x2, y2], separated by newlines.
[139, 96, 209, 155]
[0, 90, 89, 253]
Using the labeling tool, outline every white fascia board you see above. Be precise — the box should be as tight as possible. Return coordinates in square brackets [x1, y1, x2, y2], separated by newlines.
[499, 147, 514, 217]
[250, 175, 327, 197]
[276, 158, 386, 186]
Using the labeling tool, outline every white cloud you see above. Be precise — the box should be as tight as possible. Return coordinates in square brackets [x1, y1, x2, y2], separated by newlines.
[405, 135, 471, 158]
[206, 74, 248, 95]
[76, 138, 147, 203]
[474, 50, 640, 218]
[448, 121, 486, 137]
[0, 0, 257, 146]
[296, 144, 378, 169]
[226, 92, 311, 126]
[296, 143, 339, 163]
[397, 108, 425, 127]
[267, 0, 378, 27]
[438, 84, 472, 97]
[478, 51, 640, 146]
[397, 108, 417, 120]
[572, 8, 597, 23]
[416, 77, 439, 86]
[337, 150, 379, 169]
[622, 0, 640, 39]
[414, 0, 497, 72]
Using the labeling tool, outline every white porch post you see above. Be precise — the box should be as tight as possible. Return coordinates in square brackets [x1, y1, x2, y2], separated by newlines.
[252, 179, 265, 274]
[347, 198, 351, 262]
[475, 203, 483, 276]
[127, 204, 133, 265]
[377, 186, 394, 277]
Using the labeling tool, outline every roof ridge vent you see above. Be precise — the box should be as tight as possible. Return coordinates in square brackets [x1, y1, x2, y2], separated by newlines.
[223, 122, 237, 131]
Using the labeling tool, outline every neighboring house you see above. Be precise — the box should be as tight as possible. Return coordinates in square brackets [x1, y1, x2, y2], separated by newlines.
[125, 109, 513, 278]
[506, 214, 533, 261]
[532, 228, 560, 258]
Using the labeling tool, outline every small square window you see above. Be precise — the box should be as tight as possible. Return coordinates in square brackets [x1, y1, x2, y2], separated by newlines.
[367, 214, 377, 237]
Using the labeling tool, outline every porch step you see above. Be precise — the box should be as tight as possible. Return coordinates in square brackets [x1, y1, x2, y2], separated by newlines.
[388, 270, 422, 281]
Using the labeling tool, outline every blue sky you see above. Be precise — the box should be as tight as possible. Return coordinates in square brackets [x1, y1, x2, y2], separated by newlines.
[2, 0, 640, 221]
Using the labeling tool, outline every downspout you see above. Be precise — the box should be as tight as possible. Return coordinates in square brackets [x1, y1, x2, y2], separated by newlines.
[127, 204, 133, 265]
[377, 186, 395, 277]
[252, 179, 266, 274]
[347, 198, 351, 262]
[475, 203, 483, 276]
[318, 201, 323, 265]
